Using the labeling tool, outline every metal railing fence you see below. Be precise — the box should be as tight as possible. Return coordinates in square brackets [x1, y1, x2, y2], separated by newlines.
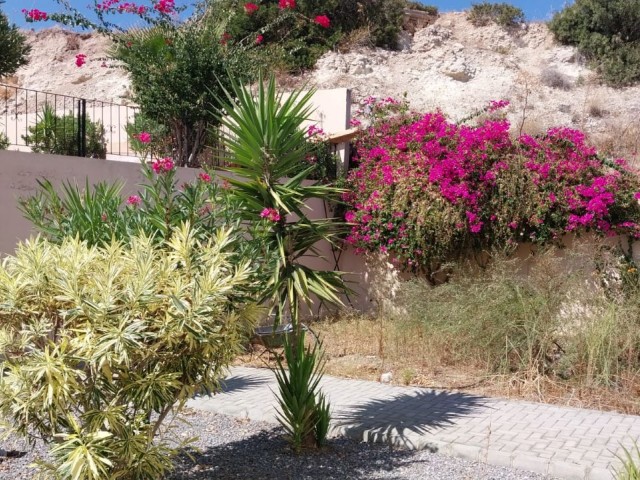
[0, 84, 139, 158]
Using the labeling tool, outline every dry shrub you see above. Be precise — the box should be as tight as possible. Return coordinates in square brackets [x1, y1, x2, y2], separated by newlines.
[591, 119, 640, 165]
[587, 98, 607, 118]
[540, 67, 573, 90]
[337, 27, 374, 53]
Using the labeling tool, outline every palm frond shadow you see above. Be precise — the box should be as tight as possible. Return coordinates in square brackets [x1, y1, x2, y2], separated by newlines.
[334, 390, 489, 450]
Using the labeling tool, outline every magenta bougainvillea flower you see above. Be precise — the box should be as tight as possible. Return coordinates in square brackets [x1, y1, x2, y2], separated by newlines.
[75, 54, 87, 67]
[22, 8, 48, 21]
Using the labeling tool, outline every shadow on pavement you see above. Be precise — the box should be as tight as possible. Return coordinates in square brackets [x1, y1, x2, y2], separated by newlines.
[218, 372, 269, 394]
[168, 427, 422, 480]
[334, 389, 489, 449]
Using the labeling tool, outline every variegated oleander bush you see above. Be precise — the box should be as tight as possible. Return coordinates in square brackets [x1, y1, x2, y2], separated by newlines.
[0, 224, 259, 479]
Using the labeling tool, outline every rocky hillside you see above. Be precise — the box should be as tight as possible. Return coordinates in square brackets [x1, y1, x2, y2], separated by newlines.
[11, 12, 640, 160]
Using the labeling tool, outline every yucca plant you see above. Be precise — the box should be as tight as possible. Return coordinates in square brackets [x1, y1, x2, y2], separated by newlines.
[616, 441, 640, 480]
[274, 331, 331, 451]
[217, 74, 348, 448]
[0, 223, 259, 479]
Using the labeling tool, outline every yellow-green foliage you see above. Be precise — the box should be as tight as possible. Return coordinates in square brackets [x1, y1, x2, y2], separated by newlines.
[0, 224, 258, 480]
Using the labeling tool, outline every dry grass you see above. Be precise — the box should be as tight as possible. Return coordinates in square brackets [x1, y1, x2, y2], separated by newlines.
[304, 310, 640, 415]
[239, 248, 640, 416]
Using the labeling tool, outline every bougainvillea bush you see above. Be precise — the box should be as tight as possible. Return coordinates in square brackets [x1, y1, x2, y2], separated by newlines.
[343, 99, 640, 276]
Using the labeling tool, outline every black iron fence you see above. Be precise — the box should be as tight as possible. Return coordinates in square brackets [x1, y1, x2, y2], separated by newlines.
[0, 84, 139, 158]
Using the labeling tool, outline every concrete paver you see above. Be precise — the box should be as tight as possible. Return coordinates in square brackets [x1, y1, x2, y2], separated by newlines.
[187, 366, 640, 480]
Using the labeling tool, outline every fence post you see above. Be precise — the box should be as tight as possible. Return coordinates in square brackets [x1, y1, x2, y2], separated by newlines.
[81, 99, 87, 157]
[76, 99, 87, 157]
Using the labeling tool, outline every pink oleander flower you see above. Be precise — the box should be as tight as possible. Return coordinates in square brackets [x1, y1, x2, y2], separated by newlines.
[314, 15, 330, 28]
[101, 212, 108, 222]
[260, 207, 281, 222]
[22, 8, 48, 21]
[255, 34, 264, 45]
[75, 54, 87, 67]
[151, 157, 175, 174]
[198, 172, 212, 183]
[127, 195, 141, 207]
[278, 0, 295, 9]
[137, 131, 151, 143]
[244, 2, 259, 14]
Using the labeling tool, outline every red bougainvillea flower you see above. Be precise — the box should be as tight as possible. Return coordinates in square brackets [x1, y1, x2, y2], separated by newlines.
[137, 131, 151, 143]
[127, 195, 141, 207]
[22, 8, 48, 21]
[220, 32, 233, 45]
[314, 15, 330, 28]
[154, 0, 175, 14]
[244, 2, 259, 14]
[255, 34, 264, 45]
[75, 54, 87, 67]
[198, 172, 212, 183]
[278, 0, 295, 9]
[151, 157, 175, 174]
[260, 207, 281, 222]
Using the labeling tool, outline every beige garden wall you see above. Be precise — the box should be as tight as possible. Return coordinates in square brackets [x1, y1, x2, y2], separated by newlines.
[0, 150, 377, 313]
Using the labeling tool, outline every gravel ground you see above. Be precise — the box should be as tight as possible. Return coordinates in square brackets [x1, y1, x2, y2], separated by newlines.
[0, 409, 554, 480]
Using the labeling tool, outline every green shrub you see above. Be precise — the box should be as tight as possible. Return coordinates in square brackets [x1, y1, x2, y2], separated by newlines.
[111, 21, 252, 167]
[22, 104, 107, 158]
[19, 161, 243, 248]
[467, 2, 525, 27]
[0, 131, 9, 149]
[0, 225, 258, 479]
[548, 0, 640, 86]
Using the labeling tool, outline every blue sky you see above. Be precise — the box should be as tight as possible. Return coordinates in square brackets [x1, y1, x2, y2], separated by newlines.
[3, 0, 572, 29]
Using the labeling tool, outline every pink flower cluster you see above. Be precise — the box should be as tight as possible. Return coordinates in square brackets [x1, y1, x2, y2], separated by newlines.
[278, 0, 296, 9]
[314, 15, 331, 28]
[96, 0, 146, 14]
[22, 9, 48, 21]
[307, 124, 325, 137]
[154, 0, 175, 14]
[136, 131, 151, 143]
[151, 157, 174, 174]
[343, 103, 640, 270]
[244, 2, 259, 14]
[260, 208, 281, 222]
[127, 195, 141, 207]
[75, 54, 87, 67]
[198, 172, 211, 183]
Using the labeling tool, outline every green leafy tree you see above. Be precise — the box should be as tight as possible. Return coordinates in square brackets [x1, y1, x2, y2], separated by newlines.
[549, 0, 640, 86]
[111, 21, 250, 167]
[218, 76, 348, 449]
[0, 1, 30, 77]
[0, 225, 259, 479]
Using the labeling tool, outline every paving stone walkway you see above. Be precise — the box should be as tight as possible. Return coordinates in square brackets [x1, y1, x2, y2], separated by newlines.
[187, 366, 640, 480]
